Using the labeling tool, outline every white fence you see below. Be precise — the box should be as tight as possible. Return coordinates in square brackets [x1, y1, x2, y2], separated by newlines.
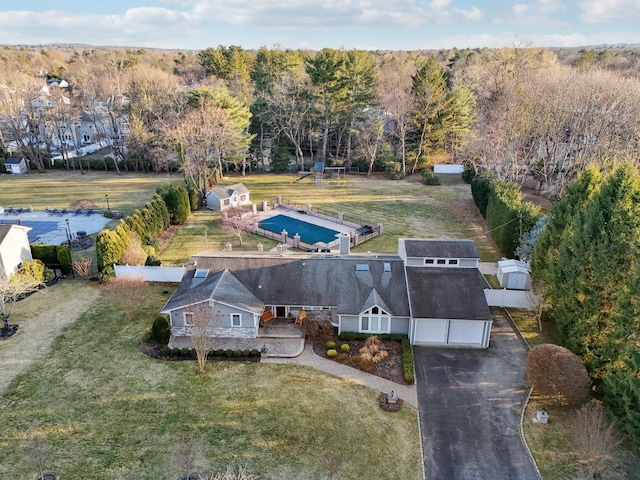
[484, 289, 534, 309]
[434, 164, 464, 174]
[114, 264, 186, 283]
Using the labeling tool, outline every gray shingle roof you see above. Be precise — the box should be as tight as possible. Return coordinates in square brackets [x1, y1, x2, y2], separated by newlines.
[0, 224, 12, 244]
[403, 239, 479, 258]
[4, 157, 25, 165]
[406, 267, 491, 320]
[162, 269, 264, 314]
[208, 183, 249, 200]
[166, 253, 410, 317]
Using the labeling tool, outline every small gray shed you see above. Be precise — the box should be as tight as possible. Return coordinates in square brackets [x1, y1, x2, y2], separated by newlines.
[496, 259, 531, 290]
[4, 157, 28, 174]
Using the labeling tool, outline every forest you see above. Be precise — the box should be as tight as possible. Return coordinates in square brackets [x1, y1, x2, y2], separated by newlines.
[1, 43, 640, 201]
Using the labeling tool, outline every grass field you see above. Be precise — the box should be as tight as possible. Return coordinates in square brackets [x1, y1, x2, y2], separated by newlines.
[0, 281, 421, 479]
[157, 172, 500, 264]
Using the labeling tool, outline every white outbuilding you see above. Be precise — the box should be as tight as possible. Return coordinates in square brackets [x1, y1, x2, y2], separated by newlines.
[496, 259, 531, 290]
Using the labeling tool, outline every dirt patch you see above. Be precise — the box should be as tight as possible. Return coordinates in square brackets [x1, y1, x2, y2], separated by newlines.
[308, 322, 408, 385]
[0, 280, 100, 394]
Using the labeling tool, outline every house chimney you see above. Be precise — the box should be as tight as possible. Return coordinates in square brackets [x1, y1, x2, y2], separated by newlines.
[339, 233, 351, 255]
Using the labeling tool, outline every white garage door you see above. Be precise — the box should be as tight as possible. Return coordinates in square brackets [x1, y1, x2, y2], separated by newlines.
[448, 320, 486, 345]
[414, 319, 448, 345]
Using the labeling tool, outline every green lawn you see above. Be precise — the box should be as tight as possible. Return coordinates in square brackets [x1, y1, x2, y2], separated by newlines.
[0, 282, 421, 479]
[158, 172, 500, 264]
[0, 170, 181, 216]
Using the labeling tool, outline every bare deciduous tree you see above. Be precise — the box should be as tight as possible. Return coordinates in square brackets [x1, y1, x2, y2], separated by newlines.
[570, 399, 622, 479]
[224, 211, 257, 247]
[0, 273, 43, 334]
[184, 302, 215, 375]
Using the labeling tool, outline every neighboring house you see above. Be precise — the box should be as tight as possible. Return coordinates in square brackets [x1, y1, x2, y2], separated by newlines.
[161, 238, 493, 349]
[4, 157, 28, 174]
[0, 224, 33, 279]
[496, 259, 531, 290]
[206, 183, 251, 211]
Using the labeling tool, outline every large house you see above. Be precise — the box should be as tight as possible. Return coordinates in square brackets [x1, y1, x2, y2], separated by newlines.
[0, 224, 33, 279]
[161, 238, 493, 349]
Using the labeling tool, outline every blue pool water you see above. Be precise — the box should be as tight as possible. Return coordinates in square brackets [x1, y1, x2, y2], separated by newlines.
[258, 214, 340, 245]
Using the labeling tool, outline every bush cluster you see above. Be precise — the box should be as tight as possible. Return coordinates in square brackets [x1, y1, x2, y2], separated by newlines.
[340, 343, 350, 352]
[96, 194, 170, 277]
[421, 168, 440, 185]
[30, 244, 72, 275]
[326, 349, 338, 358]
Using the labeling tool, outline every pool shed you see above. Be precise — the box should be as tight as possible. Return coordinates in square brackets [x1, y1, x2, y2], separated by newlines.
[206, 183, 251, 211]
[4, 157, 28, 174]
[496, 259, 531, 290]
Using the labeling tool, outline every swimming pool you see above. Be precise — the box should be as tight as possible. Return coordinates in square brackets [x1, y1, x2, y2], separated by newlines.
[258, 214, 340, 245]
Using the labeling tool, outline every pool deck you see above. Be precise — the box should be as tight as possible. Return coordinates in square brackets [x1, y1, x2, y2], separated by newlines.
[253, 206, 360, 249]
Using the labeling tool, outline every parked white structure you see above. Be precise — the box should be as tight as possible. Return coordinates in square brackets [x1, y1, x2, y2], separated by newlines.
[496, 259, 531, 290]
[4, 157, 28, 174]
[0, 224, 33, 279]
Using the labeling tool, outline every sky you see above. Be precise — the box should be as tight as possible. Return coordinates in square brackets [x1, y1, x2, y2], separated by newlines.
[0, 0, 638, 51]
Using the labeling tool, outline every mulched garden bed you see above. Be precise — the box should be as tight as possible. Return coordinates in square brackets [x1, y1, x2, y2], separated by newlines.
[307, 322, 408, 385]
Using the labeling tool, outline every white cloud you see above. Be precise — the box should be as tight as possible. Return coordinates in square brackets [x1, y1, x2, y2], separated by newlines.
[579, 0, 640, 23]
[191, 0, 483, 28]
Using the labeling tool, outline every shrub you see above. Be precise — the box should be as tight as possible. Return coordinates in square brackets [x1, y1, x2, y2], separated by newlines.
[359, 358, 375, 372]
[150, 315, 171, 345]
[336, 352, 349, 363]
[470, 176, 492, 217]
[386, 161, 404, 180]
[340, 343, 350, 352]
[359, 336, 389, 364]
[327, 349, 338, 358]
[17, 259, 46, 283]
[187, 184, 200, 211]
[103, 210, 113, 218]
[421, 168, 440, 185]
[325, 341, 336, 349]
[157, 183, 190, 225]
[401, 339, 415, 384]
[145, 254, 162, 266]
[461, 160, 477, 184]
[56, 245, 72, 275]
[526, 343, 591, 406]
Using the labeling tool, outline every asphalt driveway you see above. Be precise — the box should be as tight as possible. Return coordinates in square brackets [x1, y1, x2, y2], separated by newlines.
[414, 308, 540, 480]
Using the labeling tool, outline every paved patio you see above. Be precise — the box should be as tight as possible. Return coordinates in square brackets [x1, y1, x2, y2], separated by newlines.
[0, 209, 111, 245]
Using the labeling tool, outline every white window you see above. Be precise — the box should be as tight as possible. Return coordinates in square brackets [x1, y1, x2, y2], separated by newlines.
[425, 258, 434, 264]
[231, 314, 241, 327]
[448, 259, 458, 265]
[360, 306, 390, 333]
[437, 259, 446, 265]
[184, 311, 194, 326]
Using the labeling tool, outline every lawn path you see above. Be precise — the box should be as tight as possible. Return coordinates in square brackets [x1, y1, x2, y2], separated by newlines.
[0, 280, 99, 394]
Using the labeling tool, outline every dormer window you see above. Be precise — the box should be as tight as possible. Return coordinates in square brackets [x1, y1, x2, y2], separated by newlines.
[360, 306, 390, 333]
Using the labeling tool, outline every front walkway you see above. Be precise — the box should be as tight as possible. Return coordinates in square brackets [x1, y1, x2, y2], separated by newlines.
[263, 342, 418, 408]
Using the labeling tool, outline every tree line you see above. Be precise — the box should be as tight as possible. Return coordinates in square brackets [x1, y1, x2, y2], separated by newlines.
[1, 44, 639, 199]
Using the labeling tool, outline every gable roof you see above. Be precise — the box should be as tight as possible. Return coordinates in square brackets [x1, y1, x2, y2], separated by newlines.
[402, 239, 479, 258]
[360, 288, 393, 314]
[406, 267, 491, 320]
[4, 157, 25, 165]
[167, 252, 410, 317]
[207, 183, 250, 200]
[162, 268, 264, 314]
[0, 224, 31, 245]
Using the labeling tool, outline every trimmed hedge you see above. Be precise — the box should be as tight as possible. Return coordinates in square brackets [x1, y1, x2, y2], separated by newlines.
[338, 332, 408, 342]
[150, 315, 171, 345]
[401, 338, 415, 384]
[156, 183, 190, 225]
[31, 244, 72, 274]
[160, 347, 260, 358]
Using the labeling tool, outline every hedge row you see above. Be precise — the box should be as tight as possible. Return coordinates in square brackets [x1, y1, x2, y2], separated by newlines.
[471, 177, 543, 258]
[31, 244, 72, 275]
[160, 347, 261, 358]
[401, 338, 415, 384]
[96, 194, 170, 277]
[338, 332, 408, 342]
[156, 183, 190, 224]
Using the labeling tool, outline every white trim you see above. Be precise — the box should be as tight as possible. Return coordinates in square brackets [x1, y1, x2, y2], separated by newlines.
[231, 313, 241, 327]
